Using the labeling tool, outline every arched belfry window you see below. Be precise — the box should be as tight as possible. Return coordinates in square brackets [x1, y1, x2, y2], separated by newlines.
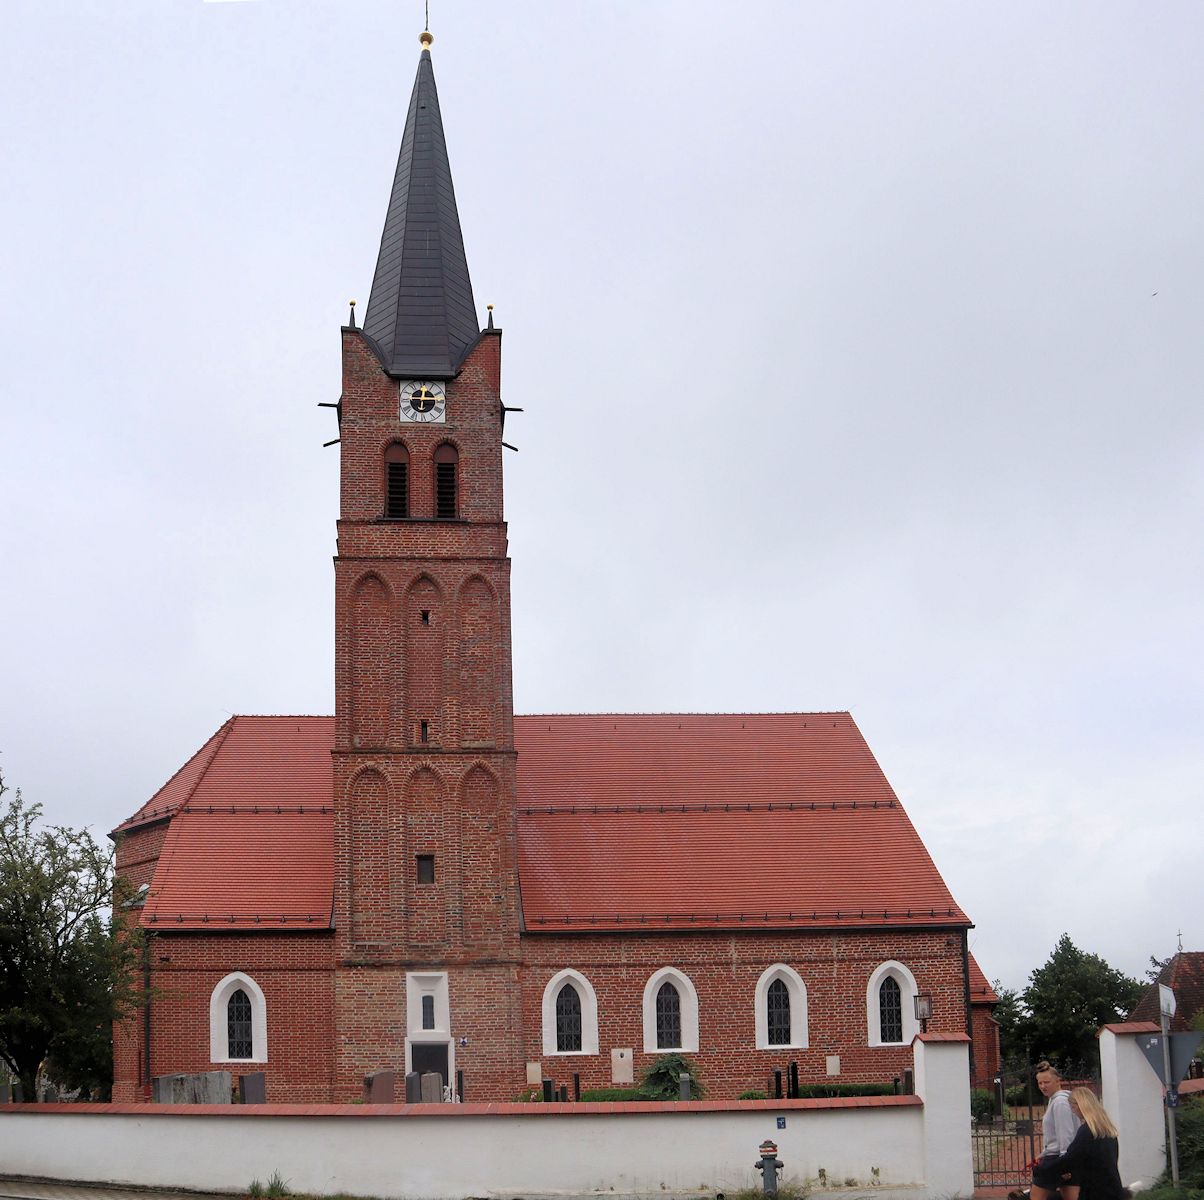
[434, 444, 458, 519]
[385, 443, 409, 519]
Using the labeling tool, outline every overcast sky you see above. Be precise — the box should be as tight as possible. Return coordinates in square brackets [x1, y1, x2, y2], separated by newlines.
[2, 1, 1201, 997]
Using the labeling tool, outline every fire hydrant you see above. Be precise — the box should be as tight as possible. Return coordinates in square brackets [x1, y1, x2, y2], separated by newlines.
[755, 1139, 784, 1197]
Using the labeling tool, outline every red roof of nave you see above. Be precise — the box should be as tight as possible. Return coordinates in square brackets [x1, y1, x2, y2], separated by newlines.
[121, 712, 968, 934]
[515, 713, 969, 931]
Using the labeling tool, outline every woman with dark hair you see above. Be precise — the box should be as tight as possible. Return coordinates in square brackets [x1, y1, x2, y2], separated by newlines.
[1051, 1088, 1125, 1200]
[1032, 1061, 1081, 1200]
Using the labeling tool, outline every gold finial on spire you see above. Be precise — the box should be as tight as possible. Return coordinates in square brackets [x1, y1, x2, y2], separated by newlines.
[486, 303, 495, 330]
[348, 299, 357, 329]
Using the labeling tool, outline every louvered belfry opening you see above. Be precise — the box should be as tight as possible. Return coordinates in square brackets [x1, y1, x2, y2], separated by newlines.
[385, 444, 409, 518]
[434, 443, 458, 518]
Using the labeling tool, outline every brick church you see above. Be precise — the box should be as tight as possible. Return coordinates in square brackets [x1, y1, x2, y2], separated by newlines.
[112, 33, 999, 1104]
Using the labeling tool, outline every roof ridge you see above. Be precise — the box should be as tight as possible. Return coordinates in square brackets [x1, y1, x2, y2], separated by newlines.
[515, 711, 854, 718]
[112, 717, 236, 835]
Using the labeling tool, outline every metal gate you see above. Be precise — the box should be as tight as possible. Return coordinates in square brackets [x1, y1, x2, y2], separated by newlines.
[972, 1070, 1044, 1189]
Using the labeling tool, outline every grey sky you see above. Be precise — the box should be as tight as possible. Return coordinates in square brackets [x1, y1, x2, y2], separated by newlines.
[2, 1, 1201, 996]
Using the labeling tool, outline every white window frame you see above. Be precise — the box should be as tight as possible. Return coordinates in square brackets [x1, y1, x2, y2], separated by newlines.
[642, 966, 699, 1053]
[541, 968, 600, 1056]
[754, 963, 809, 1050]
[866, 959, 919, 1046]
[209, 971, 268, 1064]
[405, 971, 454, 1079]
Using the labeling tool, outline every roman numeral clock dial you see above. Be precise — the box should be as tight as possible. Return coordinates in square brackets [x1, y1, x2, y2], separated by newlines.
[399, 380, 447, 423]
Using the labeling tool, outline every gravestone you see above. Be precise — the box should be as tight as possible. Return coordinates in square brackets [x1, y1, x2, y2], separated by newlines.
[419, 1071, 442, 1103]
[239, 1072, 267, 1104]
[363, 1070, 396, 1103]
[405, 1071, 421, 1103]
[152, 1071, 232, 1104]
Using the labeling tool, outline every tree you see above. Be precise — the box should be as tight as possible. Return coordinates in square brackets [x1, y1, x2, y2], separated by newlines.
[0, 768, 142, 1101]
[1021, 933, 1143, 1076]
[991, 982, 1028, 1070]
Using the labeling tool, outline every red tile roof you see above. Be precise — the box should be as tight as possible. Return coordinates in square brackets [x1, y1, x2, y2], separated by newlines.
[1130, 952, 1204, 1031]
[125, 711, 969, 936]
[514, 713, 969, 931]
[138, 717, 334, 930]
[968, 954, 999, 1005]
[114, 719, 234, 833]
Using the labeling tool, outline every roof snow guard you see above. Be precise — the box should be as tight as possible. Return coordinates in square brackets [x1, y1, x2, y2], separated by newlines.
[363, 44, 481, 379]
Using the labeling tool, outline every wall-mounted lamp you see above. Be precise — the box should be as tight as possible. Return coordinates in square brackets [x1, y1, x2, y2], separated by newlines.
[914, 992, 933, 1033]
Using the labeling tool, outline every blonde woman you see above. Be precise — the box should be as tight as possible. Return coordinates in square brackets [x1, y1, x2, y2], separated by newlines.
[1032, 1062, 1081, 1200]
[1050, 1088, 1124, 1200]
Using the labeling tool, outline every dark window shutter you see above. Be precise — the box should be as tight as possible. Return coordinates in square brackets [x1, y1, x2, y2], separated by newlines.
[385, 444, 409, 518]
[434, 444, 458, 519]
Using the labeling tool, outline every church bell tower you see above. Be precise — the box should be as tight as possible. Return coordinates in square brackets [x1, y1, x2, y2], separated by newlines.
[330, 30, 522, 1101]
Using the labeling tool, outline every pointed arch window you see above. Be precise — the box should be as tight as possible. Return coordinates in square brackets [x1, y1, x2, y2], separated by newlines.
[642, 967, 699, 1053]
[754, 964, 808, 1050]
[879, 976, 903, 1043]
[209, 972, 267, 1063]
[866, 960, 919, 1046]
[656, 982, 682, 1050]
[540, 970, 599, 1056]
[227, 989, 253, 1059]
[766, 979, 791, 1046]
[434, 444, 458, 519]
[555, 983, 583, 1052]
[385, 443, 409, 519]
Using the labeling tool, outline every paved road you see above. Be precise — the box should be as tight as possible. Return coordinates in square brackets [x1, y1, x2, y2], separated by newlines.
[0, 1181, 236, 1200]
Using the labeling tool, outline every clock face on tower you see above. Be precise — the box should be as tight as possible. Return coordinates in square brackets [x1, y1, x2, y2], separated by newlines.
[399, 381, 447, 424]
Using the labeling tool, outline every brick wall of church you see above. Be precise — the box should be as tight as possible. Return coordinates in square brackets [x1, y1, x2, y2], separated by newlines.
[112, 932, 334, 1103]
[520, 928, 970, 1099]
[970, 1003, 1001, 1090]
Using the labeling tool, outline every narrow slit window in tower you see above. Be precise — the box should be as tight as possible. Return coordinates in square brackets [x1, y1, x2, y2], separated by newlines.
[417, 854, 435, 884]
[419, 720, 429, 743]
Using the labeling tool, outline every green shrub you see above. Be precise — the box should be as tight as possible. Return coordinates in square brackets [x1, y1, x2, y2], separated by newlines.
[579, 1087, 646, 1102]
[1006, 1084, 1032, 1107]
[739, 1089, 768, 1100]
[971, 1087, 997, 1122]
[793, 1082, 896, 1098]
[640, 1052, 704, 1100]
[265, 1173, 290, 1199]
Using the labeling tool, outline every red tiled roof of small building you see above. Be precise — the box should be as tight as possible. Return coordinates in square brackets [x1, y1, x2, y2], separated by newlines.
[514, 713, 969, 931]
[137, 716, 334, 930]
[125, 712, 969, 935]
[968, 953, 999, 1005]
[1130, 951, 1204, 1031]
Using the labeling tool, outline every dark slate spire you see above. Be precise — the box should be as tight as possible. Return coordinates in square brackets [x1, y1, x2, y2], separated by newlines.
[363, 37, 480, 378]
